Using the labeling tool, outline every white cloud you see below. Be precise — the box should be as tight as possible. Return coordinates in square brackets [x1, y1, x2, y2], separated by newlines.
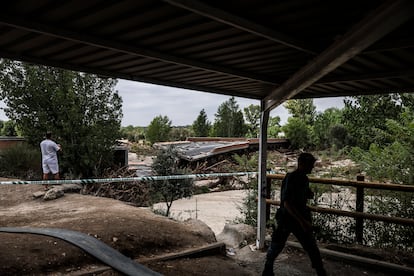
[0, 79, 345, 127]
[116, 80, 345, 126]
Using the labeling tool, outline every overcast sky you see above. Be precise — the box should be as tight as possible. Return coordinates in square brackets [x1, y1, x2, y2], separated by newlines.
[116, 79, 344, 127]
[0, 79, 345, 127]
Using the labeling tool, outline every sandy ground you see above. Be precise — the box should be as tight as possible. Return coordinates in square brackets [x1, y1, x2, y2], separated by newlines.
[153, 190, 246, 235]
[1, 184, 260, 275]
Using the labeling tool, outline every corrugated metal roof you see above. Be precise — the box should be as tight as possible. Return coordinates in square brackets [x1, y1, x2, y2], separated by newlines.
[1, 0, 413, 111]
[154, 138, 289, 161]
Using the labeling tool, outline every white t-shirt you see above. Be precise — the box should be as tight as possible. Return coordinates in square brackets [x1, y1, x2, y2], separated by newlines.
[40, 139, 60, 163]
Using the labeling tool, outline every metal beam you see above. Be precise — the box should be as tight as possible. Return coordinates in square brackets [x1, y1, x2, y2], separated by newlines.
[363, 37, 414, 53]
[292, 88, 414, 100]
[164, 0, 317, 55]
[257, 100, 269, 249]
[318, 69, 414, 84]
[0, 50, 262, 99]
[0, 14, 278, 86]
[264, 0, 414, 111]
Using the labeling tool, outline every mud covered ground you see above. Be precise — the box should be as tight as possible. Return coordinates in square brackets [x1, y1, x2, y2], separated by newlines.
[0, 183, 413, 275]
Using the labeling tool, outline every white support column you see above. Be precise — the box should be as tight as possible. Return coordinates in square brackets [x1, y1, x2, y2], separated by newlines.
[256, 101, 269, 249]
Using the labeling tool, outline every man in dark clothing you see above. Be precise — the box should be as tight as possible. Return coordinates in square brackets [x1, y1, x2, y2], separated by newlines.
[262, 152, 327, 276]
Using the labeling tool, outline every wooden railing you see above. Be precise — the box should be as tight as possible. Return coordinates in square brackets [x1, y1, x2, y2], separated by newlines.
[265, 174, 414, 244]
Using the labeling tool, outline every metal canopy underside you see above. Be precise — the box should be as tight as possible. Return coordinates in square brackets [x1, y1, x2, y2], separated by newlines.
[1, 0, 414, 111]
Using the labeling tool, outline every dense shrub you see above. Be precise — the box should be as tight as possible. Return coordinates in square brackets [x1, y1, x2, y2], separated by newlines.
[0, 143, 41, 179]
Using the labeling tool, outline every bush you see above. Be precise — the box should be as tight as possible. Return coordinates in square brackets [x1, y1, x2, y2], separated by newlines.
[0, 143, 41, 179]
[151, 146, 193, 217]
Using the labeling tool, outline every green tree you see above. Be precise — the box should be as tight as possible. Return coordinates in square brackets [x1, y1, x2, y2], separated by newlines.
[329, 124, 351, 149]
[192, 109, 211, 137]
[0, 143, 41, 178]
[268, 116, 281, 138]
[0, 60, 122, 177]
[151, 146, 193, 217]
[212, 97, 247, 137]
[282, 117, 312, 150]
[169, 126, 193, 141]
[350, 108, 414, 184]
[284, 99, 316, 125]
[313, 108, 343, 149]
[244, 104, 260, 138]
[1, 120, 18, 136]
[342, 94, 412, 149]
[146, 115, 171, 144]
[233, 153, 258, 226]
[120, 125, 146, 142]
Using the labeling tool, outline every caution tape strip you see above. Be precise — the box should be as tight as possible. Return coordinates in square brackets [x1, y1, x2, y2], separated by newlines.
[0, 171, 261, 185]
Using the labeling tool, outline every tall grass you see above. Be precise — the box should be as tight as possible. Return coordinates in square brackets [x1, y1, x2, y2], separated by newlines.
[0, 143, 41, 179]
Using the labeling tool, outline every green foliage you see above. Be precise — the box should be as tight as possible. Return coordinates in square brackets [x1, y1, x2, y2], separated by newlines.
[351, 143, 409, 184]
[120, 125, 146, 142]
[243, 104, 260, 138]
[0, 61, 123, 177]
[146, 115, 171, 144]
[311, 183, 355, 244]
[192, 109, 211, 137]
[364, 191, 413, 251]
[268, 116, 281, 138]
[0, 143, 41, 179]
[151, 146, 193, 217]
[233, 153, 259, 226]
[284, 99, 316, 125]
[350, 109, 414, 184]
[329, 124, 351, 149]
[313, 213, 355, 244]
[169, 126, 193, 141]
[212, 97, 247, 137]
[130, 142, 157, 156]
[282, 99, 318, 149]
[313, 108, 344, 149]
[282, 117, 313, 149]
[341, 94, 413, 149]
[1, 120, 18, 136]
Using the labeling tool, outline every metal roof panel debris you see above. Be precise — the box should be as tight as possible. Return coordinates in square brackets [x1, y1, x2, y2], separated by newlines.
[154, 137, 289, 161]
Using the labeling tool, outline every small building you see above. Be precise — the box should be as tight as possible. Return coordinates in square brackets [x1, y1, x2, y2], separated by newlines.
[0, 136, 26, 150]
[113, 140, 130, 167]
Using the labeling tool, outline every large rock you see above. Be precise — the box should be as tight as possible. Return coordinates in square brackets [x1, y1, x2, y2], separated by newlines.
[34, 184, 82, 201]
[43, 187, 64, 200]
[216, 223, 256, 249]
[183, 219, 217, 244]
[32, 191, 46, 199]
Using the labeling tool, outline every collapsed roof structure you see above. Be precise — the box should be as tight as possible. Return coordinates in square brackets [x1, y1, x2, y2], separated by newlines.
[154, 137, 289, 162]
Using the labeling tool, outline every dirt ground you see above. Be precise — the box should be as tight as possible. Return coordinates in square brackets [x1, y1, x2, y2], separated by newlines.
[0, 184, 413, 276]
[0, 184, 240, 275]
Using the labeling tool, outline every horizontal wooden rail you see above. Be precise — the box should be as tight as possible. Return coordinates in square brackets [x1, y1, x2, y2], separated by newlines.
[267, 174, 414, 192]
[266, 200, 414, 226]
[266, 174, 414, 244]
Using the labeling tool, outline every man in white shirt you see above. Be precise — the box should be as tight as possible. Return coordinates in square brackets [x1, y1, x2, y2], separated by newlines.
[40, 132, 62, 188]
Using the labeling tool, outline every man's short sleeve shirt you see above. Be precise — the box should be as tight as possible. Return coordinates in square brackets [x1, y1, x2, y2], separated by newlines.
[280, 170, 310, 214]
[40, 139, 59, 162]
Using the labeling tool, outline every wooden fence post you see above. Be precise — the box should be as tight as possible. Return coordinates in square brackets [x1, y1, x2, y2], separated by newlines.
[356, 175, 365, 244]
